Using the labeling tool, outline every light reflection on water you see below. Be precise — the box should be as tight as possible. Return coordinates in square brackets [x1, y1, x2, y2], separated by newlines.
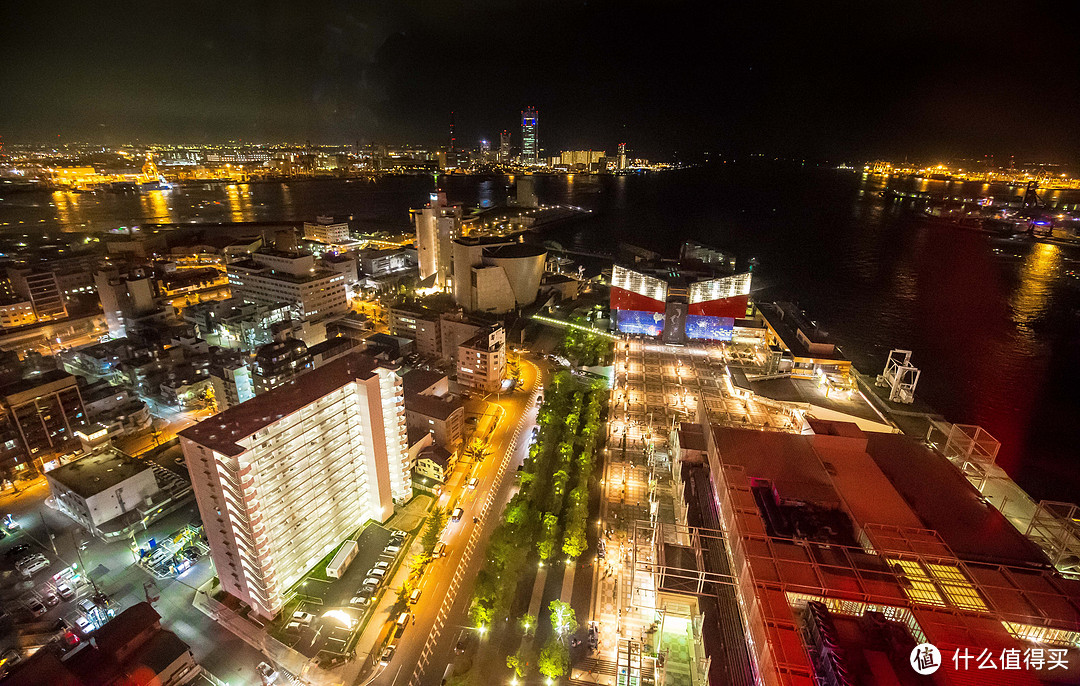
[2, 169, 1079, 500]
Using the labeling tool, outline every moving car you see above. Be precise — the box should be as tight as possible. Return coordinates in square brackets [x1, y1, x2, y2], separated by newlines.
[451, 507, 464, 522]
[409, 588, 421, 604]
[468, 477, 479, 489]
[432, 542, 446, 558]
[394, 612, 410, 637]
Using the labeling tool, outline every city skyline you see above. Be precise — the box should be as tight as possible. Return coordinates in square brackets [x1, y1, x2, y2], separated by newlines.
[2, 2, 1080, 162]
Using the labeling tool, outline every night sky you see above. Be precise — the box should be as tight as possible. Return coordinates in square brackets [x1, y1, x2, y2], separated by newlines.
[2, 1, 1077, 162]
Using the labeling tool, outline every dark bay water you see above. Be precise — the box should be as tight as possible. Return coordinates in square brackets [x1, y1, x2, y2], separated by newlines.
[2, 165, 1078, 502]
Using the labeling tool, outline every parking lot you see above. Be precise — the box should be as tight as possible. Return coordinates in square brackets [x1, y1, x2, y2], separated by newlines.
[0, 521, 114, 644]
[272, 523, 406, 662]
[133, 523, 208, 578]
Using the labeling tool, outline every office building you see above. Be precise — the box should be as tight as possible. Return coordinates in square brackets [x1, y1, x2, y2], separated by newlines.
[0, 299, 35, 329]
[357, 246, 416, 278]
[0, 370, 86, 472]
[227, 236, 348, 321]
[303, 216, 351, 245]
[456, 325, 506, 393]
[440, 311, 494, 367]
[183, 297, 296, 351]
[618, 142, 628, 170]
[499, 130, 512, 165]
[94, 267, 158, 338]
[521, 107, 539, 164]
[412, 191, 463, 291]
[7, 267, 68, 321]
[179, 353, 410, 619]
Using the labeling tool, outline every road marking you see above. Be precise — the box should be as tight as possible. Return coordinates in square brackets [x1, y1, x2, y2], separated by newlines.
[390, 665, 403, 686]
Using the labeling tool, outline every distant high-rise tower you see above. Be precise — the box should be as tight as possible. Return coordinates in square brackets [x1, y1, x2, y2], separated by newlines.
[499, 130, 511, 165]
[449, 111, 456, 152]
[618, 142, 628, 170]
[521, 107, 539, 164]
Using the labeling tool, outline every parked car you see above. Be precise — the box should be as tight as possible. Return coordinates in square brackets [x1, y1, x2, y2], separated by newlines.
[257, 661, 278, 683]
[19, 558, 50, 577]
[368, 567, 386, 578]
[292, 611, 314, 627]
[363, 576, 381, 588]
[74, 614, 93, 633]
[55, 582, 76, 601]
[380, 644, 396, 665]
[4, 543, 30, 559]
[26, 598, 47, 616]
[373, 561, 389, 571]
[349, 594, 369, 607]
[41, 590, 60, 607]
[383, 544, 401, 554]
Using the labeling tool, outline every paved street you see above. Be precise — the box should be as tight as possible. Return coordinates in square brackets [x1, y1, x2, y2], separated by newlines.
[361, 358, 544, 686]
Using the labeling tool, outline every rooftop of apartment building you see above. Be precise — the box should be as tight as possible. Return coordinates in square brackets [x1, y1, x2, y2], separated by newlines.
[401, 368, 447, 396]
[179, 351, 391, 456]
[46, 447, 152, 499]
[0, 368, 75, 402]
[228, 257, 339, 284]
[405, 392, 463, 421]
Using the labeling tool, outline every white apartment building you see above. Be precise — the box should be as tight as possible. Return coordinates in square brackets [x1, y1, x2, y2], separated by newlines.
[179, 352, 410, 619]
[227, 249, 348, 320]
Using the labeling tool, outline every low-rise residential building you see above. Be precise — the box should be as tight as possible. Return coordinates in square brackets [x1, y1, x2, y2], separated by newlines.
[456, 325, 507, 393]
[0, 602, 201, 686]
[46, 449, 160, 537]
[389, 302, 443, 358]
[403, 369, 464, 454]
[414, 443, 453, 483]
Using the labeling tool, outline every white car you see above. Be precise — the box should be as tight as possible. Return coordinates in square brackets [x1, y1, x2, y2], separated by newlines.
[291, 610, 314, 627]
[373, 561, 389, 571]
[257, 661, 278, 683]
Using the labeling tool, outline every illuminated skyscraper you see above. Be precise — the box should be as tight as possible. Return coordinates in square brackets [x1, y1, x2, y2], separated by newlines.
[521, 107, 539, 164]
[618, 142, 627, 170]
[499, 130, 511, 164]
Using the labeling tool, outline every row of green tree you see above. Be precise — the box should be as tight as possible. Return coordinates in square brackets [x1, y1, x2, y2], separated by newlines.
[559, 313, 613, 367]
[468, 367, 608, 677]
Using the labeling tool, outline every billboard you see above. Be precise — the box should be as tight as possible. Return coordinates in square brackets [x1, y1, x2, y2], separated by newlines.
[616, 309, 665, 336]
[686, 315, 734, 341]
